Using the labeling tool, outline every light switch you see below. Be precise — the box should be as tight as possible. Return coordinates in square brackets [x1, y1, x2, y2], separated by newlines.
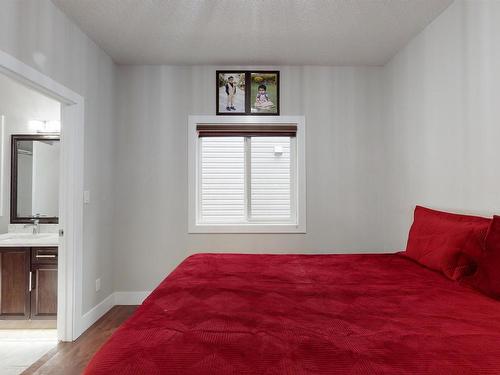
[274, 145, 283, 155]
[84, 190, 91, 204]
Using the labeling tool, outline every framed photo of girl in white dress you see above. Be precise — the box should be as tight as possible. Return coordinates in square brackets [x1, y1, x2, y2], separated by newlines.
[249, 71, 280, 115]
[216, 70, 280, 115]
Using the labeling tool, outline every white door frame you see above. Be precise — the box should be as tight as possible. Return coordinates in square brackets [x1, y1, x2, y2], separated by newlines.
[0, 49, 84, 341]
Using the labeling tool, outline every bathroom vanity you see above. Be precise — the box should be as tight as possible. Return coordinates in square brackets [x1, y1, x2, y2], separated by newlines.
[0, 234, 59, 320]
[0, 134, 60, 322]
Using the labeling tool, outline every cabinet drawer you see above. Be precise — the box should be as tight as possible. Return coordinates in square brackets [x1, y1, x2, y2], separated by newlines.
[31, 247, 58, 264]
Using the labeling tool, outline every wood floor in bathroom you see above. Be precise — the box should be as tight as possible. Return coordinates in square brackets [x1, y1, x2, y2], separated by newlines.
[22, 305, 137, 375]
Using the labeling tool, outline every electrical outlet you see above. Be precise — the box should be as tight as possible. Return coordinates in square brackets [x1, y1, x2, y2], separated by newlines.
[95, 278, 101, 292]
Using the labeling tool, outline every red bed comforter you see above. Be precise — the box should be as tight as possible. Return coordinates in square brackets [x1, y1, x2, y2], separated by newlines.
[85, 253, 500, 374]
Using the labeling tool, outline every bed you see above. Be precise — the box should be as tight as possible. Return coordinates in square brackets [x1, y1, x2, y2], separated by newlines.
[84, 252, 500, 374]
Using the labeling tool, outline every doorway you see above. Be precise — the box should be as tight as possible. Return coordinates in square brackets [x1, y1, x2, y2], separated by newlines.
[0, 48, 85, 350]
[0, 72, 65, 374]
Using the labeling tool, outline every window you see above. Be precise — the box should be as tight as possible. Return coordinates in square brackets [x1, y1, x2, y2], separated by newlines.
[189, 117, 306, 233]
[199, 136, 294, 224]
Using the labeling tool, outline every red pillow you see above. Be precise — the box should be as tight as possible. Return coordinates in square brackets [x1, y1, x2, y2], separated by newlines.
[464, 216, 500, 298]
[404, 206, 490, 280]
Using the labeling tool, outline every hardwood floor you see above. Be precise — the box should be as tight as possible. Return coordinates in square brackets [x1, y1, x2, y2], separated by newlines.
[22, 305, 137, 375]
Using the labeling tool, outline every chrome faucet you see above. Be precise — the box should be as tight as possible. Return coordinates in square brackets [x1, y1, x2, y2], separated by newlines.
[24, 218, 40, 235]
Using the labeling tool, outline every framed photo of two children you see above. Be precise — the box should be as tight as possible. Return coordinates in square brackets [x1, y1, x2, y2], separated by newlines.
[216, 70, 280, 115]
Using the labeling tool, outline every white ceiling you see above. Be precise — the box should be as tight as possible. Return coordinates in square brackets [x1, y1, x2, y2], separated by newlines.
[52, 0, 453, 66]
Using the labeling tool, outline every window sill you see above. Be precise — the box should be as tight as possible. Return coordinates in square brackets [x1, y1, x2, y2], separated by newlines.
[188, 223, 306, 234]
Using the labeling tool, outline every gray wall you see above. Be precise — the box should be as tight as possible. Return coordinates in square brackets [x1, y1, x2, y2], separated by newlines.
[0, 0, 116, 314]
[113, 65, 387, 292]
[382, 0, 500, 250]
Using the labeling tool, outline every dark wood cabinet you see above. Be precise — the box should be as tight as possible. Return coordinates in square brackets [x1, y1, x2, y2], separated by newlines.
[0, 248, 30, 319]
[31, 264, 57, 319]
[0, 246, 57, 320]
[31, 247, 58, 319]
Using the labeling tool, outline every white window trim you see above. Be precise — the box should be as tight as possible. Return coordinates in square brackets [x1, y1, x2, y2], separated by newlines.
[188, 115, 306, 233]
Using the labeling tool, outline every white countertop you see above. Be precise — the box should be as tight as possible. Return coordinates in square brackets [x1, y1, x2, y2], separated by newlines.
[0, 233, 59, 247]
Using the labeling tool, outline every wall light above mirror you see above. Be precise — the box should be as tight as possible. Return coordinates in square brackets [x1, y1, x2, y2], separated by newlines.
[28, 119, 61, 133]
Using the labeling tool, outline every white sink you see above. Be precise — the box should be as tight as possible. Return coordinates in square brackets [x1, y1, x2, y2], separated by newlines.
[0, 232, 59, 246]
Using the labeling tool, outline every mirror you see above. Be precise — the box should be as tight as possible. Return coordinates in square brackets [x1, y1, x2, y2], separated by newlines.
[11, 134, 60, 223]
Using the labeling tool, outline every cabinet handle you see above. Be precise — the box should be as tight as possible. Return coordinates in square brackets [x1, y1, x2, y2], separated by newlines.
[36, 254, 56, 258]
[29, 271, 32, 292]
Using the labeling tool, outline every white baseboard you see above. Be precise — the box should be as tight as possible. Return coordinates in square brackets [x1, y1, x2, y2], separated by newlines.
[114, 291, 151, 305]
[76, 291, 151, 339]
[78, 293, 115, 337]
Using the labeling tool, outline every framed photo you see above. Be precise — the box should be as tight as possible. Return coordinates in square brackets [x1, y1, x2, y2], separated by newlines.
[216, 70, 280, 115]
[216, 71, 247, 115]
[249, 71, 280, 115]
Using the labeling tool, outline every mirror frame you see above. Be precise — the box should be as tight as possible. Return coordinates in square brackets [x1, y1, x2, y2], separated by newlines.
[11, 134, 60, 224]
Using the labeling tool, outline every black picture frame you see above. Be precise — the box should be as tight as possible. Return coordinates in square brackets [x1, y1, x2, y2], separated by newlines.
[216, 70, 280, 116]
[216, 71, 247, 115]
[247, 71, 280, 116]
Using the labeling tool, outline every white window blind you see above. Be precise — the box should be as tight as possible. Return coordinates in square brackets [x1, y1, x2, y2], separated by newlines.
[200, 137, 245, 223]
[250, 137, 292, 221]
[198, 135, 296, 225]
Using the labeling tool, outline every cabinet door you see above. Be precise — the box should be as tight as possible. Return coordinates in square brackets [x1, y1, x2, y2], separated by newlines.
[31, 264, 57, 319]
[0, 248, 30, 319]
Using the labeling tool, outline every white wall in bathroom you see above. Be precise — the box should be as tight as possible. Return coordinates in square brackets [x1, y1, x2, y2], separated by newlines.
[0, 73, 60, 232]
